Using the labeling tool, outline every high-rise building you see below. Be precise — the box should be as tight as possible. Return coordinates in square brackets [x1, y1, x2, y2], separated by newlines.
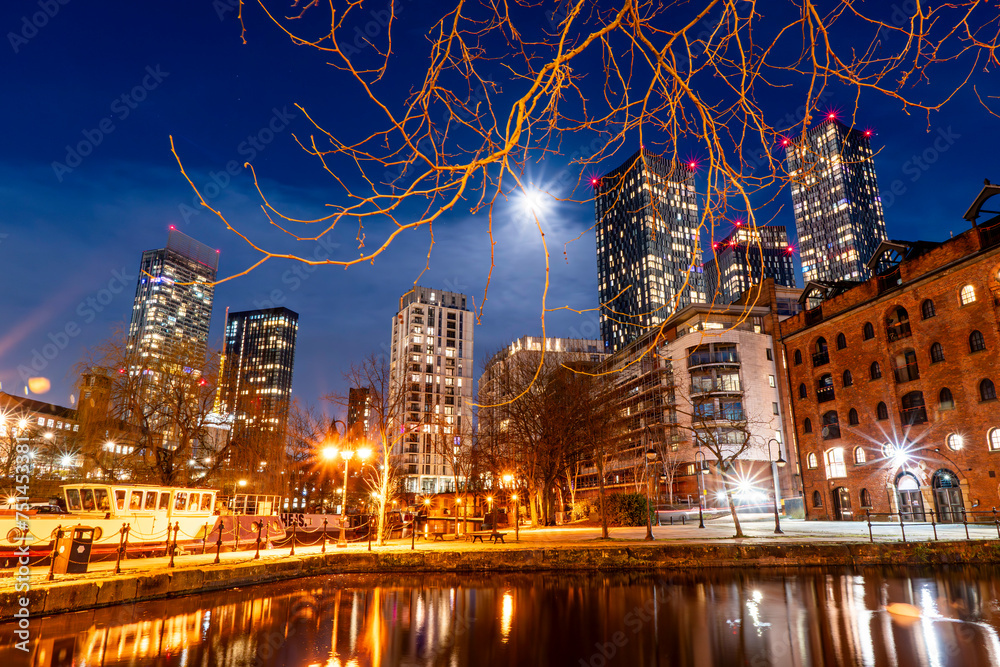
[347, 387, 372, 441]
[126, 228, 218, 362]
[785, 117, 887, 283]
[595, 148, 706, 354]
[389, 286, 474, 495]
[218, 307, 299, 434]
[705, 225, 797, 304]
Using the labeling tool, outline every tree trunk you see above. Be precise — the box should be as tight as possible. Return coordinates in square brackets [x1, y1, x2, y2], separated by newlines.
[727, 489, 744, 538]
[529, 488, 540, 528]
[598, 459, 609, 539]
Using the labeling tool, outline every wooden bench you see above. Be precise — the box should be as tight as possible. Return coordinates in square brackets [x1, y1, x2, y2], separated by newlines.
[468, 530, 506, 544]
[429, 531, 448, 542]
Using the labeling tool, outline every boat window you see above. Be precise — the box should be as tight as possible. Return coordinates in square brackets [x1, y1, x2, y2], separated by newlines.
[129, 491, 143, 511]
[94, 489, 111, 512]
[174, 492, 188, 511]
[144, 492, 158, 510]
[80, 489, 96, 511]
[158, 492, 170, 510]
[115, 490, 126, 510]
[201, 494, 213, 511]
[66, 488, 82, 511]
[189, 493, 200, 511]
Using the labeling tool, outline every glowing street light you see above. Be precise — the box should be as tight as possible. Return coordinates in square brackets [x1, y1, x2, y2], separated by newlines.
[338, 446, 372, 547]
[322, 446, 338, 461]
[238, 479, 247, 487]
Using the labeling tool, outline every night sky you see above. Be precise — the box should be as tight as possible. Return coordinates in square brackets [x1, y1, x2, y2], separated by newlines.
[0, 2, 995, 414]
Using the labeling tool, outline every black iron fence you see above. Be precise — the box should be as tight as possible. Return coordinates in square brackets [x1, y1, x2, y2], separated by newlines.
[864, 509, 1000, 543]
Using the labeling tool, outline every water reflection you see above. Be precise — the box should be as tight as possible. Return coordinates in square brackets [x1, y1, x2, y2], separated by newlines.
[4, 567, 1000, 666]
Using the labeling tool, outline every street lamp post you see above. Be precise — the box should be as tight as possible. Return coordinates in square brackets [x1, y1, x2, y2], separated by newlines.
[337, 447, 372, 547]
[766, 439, 787, 535]
[695, 450, 706, 529]
[512, 493, 519, 541]
[643, 425, 658, 541]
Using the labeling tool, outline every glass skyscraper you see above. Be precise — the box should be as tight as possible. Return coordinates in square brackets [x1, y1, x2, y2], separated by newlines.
[705, 225, 797, 304]
[785, 117, 887, 283]
[595, 149, 706, 354]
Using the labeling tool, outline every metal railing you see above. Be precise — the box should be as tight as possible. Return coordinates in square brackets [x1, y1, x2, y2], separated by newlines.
[893, 362, 920, 384]
[864, 509, 1000, 543]
[900, 406, 928, 425]
[688, 351, 740, 367]
[886, 322, 912, 342]
[816, 385, 836, 402]
[812, 350, 830, 367]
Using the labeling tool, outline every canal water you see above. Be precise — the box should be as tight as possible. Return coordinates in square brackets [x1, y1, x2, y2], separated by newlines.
[4, 566, 1000, 666]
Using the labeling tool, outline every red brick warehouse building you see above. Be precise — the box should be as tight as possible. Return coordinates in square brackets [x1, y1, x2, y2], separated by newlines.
[779, 183, 1000, 521]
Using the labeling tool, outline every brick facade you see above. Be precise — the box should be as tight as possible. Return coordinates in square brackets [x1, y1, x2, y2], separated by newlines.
[780, 212, 1000, 521]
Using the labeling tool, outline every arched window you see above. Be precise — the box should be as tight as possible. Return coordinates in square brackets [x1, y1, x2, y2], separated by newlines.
[939, 387, 955, 410]
[822, 411, 840, 440]
[921, 299, 936, 319]
[836, 333, 847, 350]
[960, 284, 976, 305]
[848, 408, 859, 425]
[970, 330, 987, 352]
[876, 402, 889, 420]
[886, 306, 911, 341]
[990, 428, 1000, 452]
[860, 488, 872, 508]
[794, 349, 802, 366]
[812, 490, 823, 507]
[870, 361, 882, 380]
[863, 322, 875, 340]
[843, 369, 853, 387]
[803, 418, 813, 434]
[930, 342, 945, 363]
[817, 374, 835, 402]
[946, 433, 964, 451]
[981, 379, 998, 402]
[854, 447, 867, 464]
[799, 383, 807, 399]
[901, 391, 927, 425]
[807, 453, 818, 468]
[825, 448, 847, 477]
[813, 338, 830, 366]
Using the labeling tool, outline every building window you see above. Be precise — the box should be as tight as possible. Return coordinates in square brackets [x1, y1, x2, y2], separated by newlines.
[772, 402, 779, 415]
[939, 387, 955, 410]
[860, 488, 872, 508]
[876, 402, 889, 420]
[843, 369, 853, 387]
[990, 428, 1000, 451]
[854, 447, 866, 464]
[766, 348, 773, 361]
[794, 350, 802, 365]
[863, 322, 875, 340]
[769, 375, 776, 388]
[921, 299, 936, 319]
[970, 330, 987, 353]
[822, 411, 841, 440]
[812, 490, 823, 507]
[836, 333, 847, 350]
[807, 453, 818, 469]
[982, 379, 998, 402]
[799, 383, 807, 399]
[930, 342, 945, 363]
[901, 391, 927, 425]
[946, 433, 964, 451]
[813, 338, 830, 366]
[825, 448, 847, 478]
[960, 284, 976, 306]
[848, 408, 859, 425]
[870, 361, 882, 380]
[803, 418, 812, 434]
[817, 374, 835, 402]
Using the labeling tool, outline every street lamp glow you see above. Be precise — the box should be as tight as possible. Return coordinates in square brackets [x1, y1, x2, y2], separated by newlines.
[43, 432, 54, 440]
[60, 455, 73, 467]
[104, 441, 116, 451]
[238, 479, 247, 487]
[322, 446, 338, 461]
[17, 419, 28, 429]
[357, 447, 373, 461]
[340, 449, 354, 461]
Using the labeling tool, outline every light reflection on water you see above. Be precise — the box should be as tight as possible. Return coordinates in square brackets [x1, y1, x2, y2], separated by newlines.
[4, 567, 1000, 666]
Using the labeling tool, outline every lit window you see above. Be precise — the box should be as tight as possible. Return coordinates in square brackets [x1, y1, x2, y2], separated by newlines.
[990, 429, 1000, 452]
[825, 448, 847, 478]
[947, 434, 964, 451]
[807, 453, 818, 469]
[854, 447, 866, 464]
[960, 285, 976, 305]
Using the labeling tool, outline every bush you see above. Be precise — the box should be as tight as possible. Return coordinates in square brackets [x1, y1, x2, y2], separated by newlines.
[572, 499, 592, 520]
[599, 492, 652, 527]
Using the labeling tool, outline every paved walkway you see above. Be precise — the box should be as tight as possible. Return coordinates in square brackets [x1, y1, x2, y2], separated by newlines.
[4, 514, 997, 591]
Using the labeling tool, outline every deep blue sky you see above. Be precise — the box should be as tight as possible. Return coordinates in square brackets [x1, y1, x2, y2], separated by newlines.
[0, 2, 995, 412]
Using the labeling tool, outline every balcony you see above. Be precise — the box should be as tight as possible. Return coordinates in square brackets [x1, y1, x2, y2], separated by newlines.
[893, 362, 920, 384]
[687, 351, 740, 368]
[877, 268, 902, 295]
[812, 350, 830, 367]
[886, 322, 912, 342]
[816, 385, 836, 403]
[690, 381, 742, 395]
[693, 408, 745, 423]
[980, 223, 1000, 250]
[804, 306, 823, 326]
[900, 406, 928, 425]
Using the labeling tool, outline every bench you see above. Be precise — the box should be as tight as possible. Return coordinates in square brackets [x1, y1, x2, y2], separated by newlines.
[429, 531, 448, 542]
[468, 530, 507, 544]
